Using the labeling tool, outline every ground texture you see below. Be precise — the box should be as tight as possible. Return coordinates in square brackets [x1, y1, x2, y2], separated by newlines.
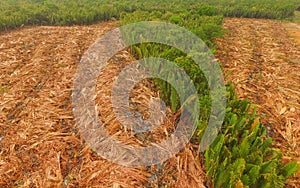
[0, 22, 205, 187]
[216, 18, 300, 187]
[0, 18, 299, 187]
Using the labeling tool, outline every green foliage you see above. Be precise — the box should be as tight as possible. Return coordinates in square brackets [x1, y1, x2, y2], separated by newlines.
[120, 10, 298, 187]
[202, 0, 300, 19]
[204, 84, 299, 188]
[286, 10, 300, 23]
[0, 1, 298, 186]
[120, 10, 224, 113]
[198, 6, 217, 16]
[1, 0, 299, 32]
[169, 15, 182, 24]
[0, 0, 129, 31]
[121, 8, 298, 188]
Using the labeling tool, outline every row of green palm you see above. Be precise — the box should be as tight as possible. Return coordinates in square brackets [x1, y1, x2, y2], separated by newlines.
[1, 0, 299, 32]
[0, 1, 125, 30]
[0, 0, 203, 31]
[202, 0, 300, 19]
[120, 10, 298, 187]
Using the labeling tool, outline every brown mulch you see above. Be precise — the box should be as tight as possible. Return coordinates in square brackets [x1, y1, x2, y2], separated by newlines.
[0, 22, 205, 187]
[1, 17, 299, 188]
[216, 18, 300, 188]
[284, 22, 300, 48]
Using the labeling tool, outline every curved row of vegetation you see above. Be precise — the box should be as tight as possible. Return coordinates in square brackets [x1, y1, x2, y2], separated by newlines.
[1, 0, 300, 32]
[120, 10, 298, 187]
[1, 1, 299, 187]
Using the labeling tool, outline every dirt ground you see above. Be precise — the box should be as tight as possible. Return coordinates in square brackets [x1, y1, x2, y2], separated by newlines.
[0, 18, 299, 187]
[216, 18, 300, 187]
[0, 22, 205, 187]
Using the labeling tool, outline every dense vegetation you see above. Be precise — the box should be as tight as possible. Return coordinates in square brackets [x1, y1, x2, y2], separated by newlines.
[120, 10, 298, 187]
[205, 86, 298, 187]
[203, 0, 300, 19]
[1, 0, 300, 32]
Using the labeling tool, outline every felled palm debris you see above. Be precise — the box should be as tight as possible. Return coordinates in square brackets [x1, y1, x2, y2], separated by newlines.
[0, 22, 205, 187]
[216, 18, 300, 188]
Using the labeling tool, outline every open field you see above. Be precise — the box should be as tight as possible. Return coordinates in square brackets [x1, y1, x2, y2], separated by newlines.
[0, 21, 209, 187]
[1, 1, 300, 188]
[0, 18, 299, 188]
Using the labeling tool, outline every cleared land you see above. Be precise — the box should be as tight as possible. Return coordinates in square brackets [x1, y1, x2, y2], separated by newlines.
[0, 18, 299, 187]
[0, 22, 206, 187]
[216, 18, 300, 188]
[284, 22, 300, 47]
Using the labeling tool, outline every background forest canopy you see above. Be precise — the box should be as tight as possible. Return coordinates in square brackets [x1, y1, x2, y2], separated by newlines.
[0, 0, 300, 31]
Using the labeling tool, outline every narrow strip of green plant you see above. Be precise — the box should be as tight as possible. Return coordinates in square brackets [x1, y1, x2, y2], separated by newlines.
[205, 83, 298, 187]
[120, 10, 298, 187]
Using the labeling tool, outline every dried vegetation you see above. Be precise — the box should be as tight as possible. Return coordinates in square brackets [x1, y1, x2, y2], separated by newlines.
[216, 18, 300, 187]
